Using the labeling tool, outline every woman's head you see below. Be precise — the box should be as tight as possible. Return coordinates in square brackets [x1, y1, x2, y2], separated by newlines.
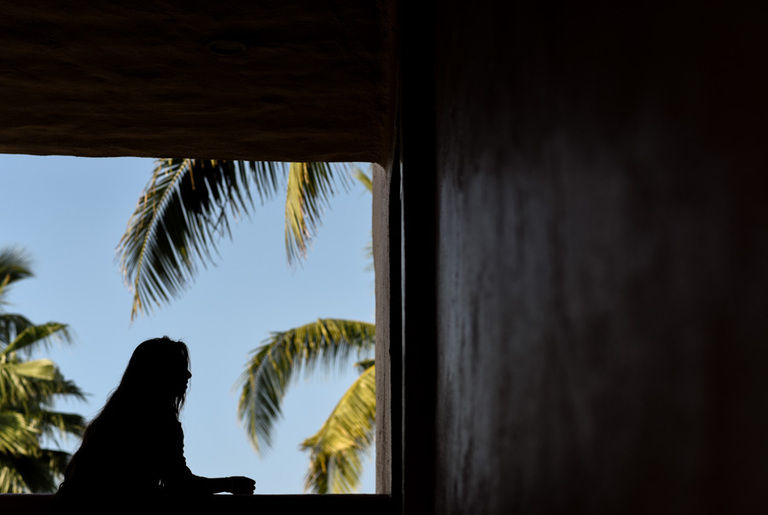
[61, 338, 192, 490]
[111, 337, 192, 414]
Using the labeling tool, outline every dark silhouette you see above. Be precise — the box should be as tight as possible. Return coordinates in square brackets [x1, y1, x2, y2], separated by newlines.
[52, 337, 255, 512]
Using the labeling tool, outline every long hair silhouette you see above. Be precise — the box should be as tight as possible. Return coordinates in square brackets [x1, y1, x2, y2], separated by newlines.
[96, 336, 190, 419]
[52, 337, 254, 513]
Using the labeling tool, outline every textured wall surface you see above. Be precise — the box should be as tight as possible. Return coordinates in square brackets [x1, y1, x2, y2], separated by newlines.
[432, 3, 768, 514]
[0, 1, 395, 161]
[373, 162, 393, 495]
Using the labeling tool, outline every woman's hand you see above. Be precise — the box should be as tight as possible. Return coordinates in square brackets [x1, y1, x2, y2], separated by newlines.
[227, 476, 256, 495]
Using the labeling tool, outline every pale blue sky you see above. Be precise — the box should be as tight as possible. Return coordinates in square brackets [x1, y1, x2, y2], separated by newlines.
[1, 154, 375, 493]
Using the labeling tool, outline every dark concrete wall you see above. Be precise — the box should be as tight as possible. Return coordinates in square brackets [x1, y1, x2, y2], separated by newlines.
[431, 3, 768, 514]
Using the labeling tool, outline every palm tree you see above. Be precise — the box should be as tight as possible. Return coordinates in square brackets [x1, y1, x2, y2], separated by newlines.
[237, 319, 375, 493]
[118, 159, 375, 492]
[0, 248, 86, 492]
[117, 159, 352, 320]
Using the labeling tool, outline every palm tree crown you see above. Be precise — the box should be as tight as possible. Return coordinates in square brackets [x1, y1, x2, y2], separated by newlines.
[0, 248, 86, 493]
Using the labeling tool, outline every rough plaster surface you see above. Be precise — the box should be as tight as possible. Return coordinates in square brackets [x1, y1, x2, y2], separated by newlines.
[433, 3, 768, 514]
[0, 1, 395, 161]
[373, 162, 392, 495]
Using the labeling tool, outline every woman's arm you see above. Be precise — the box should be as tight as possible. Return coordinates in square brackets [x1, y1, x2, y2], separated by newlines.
[183, 474, 256, 495]
[162, 420, 255, 495]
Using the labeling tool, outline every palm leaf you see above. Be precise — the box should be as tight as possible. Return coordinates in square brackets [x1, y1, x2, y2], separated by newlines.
[0, 412, 38, 455]
[0, 448, 69, 493]
[118, 159, 351, 318]
[353, 166, 373, 193]
[0, 360, 54, 407]
[285, 163, 350, 264]
[301, 364, 375, 493]
[0, 248, 32, 288]
[0, 249, 32, 310]
[30, 410, 86, 444]
[349, 166, 374, 272]
[0, 314, 35, 349]
[1, 359, 56, 381]
[236, 319, 375, 454]
[0, 323, 72, 357]
[117, 158, 273, 319]
[0, 357, 84, 410]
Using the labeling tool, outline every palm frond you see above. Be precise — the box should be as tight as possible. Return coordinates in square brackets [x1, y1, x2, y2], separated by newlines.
[1, 359, 56, 381]
[284, 162, 350, 265]
[301, 364, 375, 493]
[0, 323, 72, 357]
[355, 359, 374, 373]
[31, 410, 86, 444]
[0, 412, 38, 455]
[0, 314, 35, 349]
[0, 249, 32, 310]
[0, 355, 84, 410]
[350, 166, 374, 272]
[0, 360, 54, 407]
[236, 319, 375, 455]
[0, 276, 7, 308]
[119, 159, 355, 317]
[118, 158, 283, 319]
[0, 248, 32, 287]
[0, 448, 69, 493]
[353, 166, 373, 193]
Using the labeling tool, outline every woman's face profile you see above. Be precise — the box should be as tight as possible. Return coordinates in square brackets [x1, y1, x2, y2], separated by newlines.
[172, 355, 192, 396]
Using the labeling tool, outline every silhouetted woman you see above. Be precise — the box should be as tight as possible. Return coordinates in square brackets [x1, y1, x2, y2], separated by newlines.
[53, 337, 254, 512]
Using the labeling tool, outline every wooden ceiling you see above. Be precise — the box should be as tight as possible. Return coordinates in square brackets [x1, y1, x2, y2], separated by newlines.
[0, 1, 396, 162]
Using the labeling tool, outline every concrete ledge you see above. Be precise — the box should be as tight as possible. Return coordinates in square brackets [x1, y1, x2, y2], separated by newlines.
[0, 493, 393, 514]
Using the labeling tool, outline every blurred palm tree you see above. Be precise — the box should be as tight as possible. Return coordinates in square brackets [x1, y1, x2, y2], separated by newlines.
[118, 159, 376, 492]
[237, 318, 375, 493]
[0, 248, 86, 492]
